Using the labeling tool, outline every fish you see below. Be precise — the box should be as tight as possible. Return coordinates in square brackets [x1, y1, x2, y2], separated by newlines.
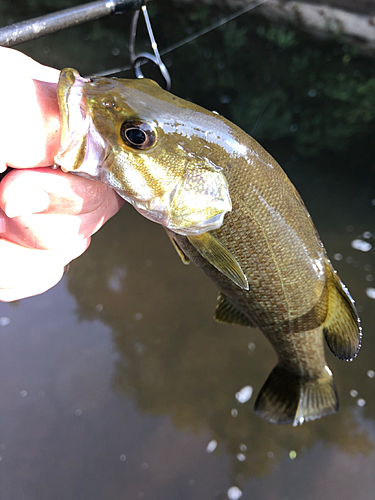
[55, 68, 361, 426]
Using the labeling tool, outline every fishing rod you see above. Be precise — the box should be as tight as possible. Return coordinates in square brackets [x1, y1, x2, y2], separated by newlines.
[0, 0, 143, 47]
[0, 0, 171, 89]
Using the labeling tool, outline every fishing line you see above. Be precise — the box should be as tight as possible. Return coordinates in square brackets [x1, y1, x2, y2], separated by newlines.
[129, 0, 171, 90]
[251, 94, 271, 135]
[160, 0, 268, 57]
[92, 0, 267, 78]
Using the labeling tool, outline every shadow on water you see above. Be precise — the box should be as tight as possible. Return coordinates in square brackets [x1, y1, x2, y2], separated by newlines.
[0, 0, 375, 499]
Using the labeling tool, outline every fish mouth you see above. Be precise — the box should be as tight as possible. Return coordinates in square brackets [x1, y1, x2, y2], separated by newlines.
[54, 68, 108, 179]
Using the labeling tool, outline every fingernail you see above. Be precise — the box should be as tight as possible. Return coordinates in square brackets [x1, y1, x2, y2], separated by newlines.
[4, 188, 50, 218]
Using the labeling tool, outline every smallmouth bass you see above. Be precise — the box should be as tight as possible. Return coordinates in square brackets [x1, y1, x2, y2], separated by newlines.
[55, 68, 361, 426]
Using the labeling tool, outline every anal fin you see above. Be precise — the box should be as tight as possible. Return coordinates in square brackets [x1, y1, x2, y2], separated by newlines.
[187, 232, 248, 290]
[254, 363, 338, 425]
[214, 292, 256, 327]
[323, 264, 362, 361]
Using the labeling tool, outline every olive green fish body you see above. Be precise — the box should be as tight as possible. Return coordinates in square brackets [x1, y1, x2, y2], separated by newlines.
[168, 135, 360, 424]
[55, 69, 361, 425]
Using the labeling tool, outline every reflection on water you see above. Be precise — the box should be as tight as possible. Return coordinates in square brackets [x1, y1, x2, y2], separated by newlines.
[1, 0, 375, 498]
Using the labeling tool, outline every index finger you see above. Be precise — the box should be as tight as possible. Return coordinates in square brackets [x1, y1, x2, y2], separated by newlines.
[0, 48, 61, 171]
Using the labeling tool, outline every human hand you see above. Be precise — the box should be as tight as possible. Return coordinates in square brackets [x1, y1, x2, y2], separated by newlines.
[0, 48, 124, 301]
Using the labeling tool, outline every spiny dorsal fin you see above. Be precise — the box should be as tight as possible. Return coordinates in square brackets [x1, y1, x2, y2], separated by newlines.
[254, 363, 338, 426]
[323, 264, 362, 361]
[166, 231, 190, 265]
[214, 292, 255, 327]
[187, 232, 249, 290]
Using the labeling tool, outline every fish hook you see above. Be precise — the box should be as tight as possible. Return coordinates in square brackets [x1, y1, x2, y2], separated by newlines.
[129, 0, 171, 91]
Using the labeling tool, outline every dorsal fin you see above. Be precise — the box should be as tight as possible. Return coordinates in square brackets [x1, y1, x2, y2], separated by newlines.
[187, 232, 249, 290]
[166, 231, 190, 264]
[214, 292, 255, 327]
[323, 263, 362, 361]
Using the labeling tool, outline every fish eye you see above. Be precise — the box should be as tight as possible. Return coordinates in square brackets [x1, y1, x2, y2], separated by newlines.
[120, 121, 157, 150]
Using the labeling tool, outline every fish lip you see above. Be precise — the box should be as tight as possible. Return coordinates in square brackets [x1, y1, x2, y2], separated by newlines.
[54, 70, 90, 171]
[54, 70, 108, 178]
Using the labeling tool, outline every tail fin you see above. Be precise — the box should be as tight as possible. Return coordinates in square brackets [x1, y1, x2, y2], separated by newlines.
[254, 364, 338, 426]
[323, 264, 362, 361]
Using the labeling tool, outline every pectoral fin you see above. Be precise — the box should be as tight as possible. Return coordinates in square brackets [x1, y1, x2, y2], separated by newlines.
[187, 233, 249, 290]
[214, 292, 255, 327]
[323, 263, 362, 361]
[166, 231, 190, 265]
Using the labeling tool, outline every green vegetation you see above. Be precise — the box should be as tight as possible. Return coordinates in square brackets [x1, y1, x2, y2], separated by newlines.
[2, 0, 375, 158]
[151, 3, 375, 158]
